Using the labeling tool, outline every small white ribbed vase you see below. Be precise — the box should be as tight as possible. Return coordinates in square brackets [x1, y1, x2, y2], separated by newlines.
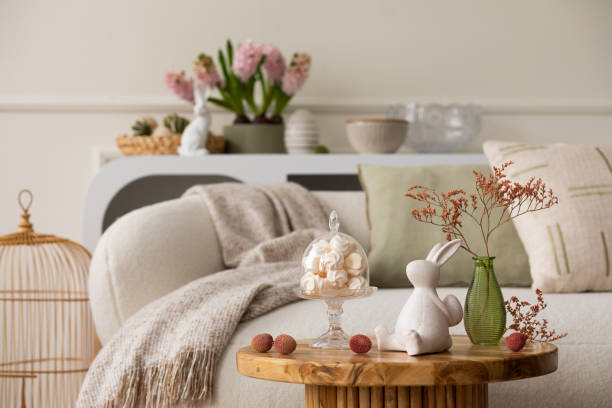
[284, 109, 319, 154]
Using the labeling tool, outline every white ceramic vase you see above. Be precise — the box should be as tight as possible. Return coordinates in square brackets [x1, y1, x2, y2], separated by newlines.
[284, 109, 319, 154]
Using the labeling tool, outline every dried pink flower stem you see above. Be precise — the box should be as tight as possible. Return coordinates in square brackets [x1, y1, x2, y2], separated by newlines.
[405, 161, 559, 257]
[505, 289, 567, 342]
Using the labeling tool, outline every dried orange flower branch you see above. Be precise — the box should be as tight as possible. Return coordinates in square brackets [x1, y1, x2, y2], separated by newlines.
[405, 161, 558, 257]
[505, 289, 567, 342]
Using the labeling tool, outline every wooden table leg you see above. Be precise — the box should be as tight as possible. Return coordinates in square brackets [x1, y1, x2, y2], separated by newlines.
[305, 384, 488, 408]
[384, 386, 397, 408]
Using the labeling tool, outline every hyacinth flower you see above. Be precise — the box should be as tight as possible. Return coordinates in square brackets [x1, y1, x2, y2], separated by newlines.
[232, 39, 267, 122]
[232, 39, 263, 82]
[270, 52, 312, 123]
[164, 70, 195, 104]
[193, 53, 223, 88]
[256, 43, 287, 120]
[261, 43, 286, 84]
[193, 52, 244, 118]
[216, 39, 264, 123]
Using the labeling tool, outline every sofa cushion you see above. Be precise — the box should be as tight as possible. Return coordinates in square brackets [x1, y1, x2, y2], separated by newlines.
[89, 195, 223, 344]
[358, 164, 531, 288]
[484, 141, 612, 292]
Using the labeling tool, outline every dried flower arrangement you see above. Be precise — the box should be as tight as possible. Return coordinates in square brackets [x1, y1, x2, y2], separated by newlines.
[165, 39, 311, 125]
[405, 161, 559, 257]
[505, 289, 567, 342]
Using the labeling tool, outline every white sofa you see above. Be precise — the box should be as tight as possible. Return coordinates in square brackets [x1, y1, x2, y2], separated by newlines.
[89, 191, 612, 408]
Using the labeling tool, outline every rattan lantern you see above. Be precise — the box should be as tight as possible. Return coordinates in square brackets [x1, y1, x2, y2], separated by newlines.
[0, 190, 96, 407]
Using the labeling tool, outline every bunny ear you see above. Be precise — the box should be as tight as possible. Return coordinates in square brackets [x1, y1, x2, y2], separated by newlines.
[193, 83, 203, 106]
[431, 239, 462, 266]
[193, 82, 210, 104]
[201, 84, 211, 101]
[426, 242, 443, 262]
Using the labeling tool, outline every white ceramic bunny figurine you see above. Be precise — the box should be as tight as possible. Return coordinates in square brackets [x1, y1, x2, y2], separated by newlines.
[178, 82, 210, 156]
[375, 239, 464, 355]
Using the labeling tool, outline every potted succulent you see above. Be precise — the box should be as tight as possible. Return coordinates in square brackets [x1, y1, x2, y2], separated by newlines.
[116, 114, 190, 156]
[165, 39, 312, 153]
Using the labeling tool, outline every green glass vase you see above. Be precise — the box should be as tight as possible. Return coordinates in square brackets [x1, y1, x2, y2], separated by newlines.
[464, 257, 506, 345]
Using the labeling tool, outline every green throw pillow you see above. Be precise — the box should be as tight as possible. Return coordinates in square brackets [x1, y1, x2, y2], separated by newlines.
[358, 164, 531, 288]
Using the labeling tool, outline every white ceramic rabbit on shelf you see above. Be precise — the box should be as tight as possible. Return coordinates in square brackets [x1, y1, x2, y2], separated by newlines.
[178, 82, 210, 156]
[375, 239, 464, 356]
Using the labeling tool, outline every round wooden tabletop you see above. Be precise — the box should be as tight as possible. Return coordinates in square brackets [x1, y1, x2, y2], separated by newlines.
[236, 335, 558, 387]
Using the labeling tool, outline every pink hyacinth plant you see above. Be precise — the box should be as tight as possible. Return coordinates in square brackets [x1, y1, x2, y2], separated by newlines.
[164, 39, 311, 124]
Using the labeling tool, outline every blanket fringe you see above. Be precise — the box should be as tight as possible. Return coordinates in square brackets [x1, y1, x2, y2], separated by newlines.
[99, 349, 217, 408]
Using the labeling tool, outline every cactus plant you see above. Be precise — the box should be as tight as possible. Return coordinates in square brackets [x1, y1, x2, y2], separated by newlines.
[163, 113, 190, 134]
[131, 116, 158, 136]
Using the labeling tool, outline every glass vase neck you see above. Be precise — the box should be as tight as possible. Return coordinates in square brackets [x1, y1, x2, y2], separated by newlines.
[472, 256, 496, 266]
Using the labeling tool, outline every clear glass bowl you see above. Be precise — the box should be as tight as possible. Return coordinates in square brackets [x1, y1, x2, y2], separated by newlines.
[387, 103, 482, 153]
[296, 210, 376, 349]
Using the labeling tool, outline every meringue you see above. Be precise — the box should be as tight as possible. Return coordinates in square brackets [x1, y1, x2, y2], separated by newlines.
[326, 269, 348, 288]
[348, 276, 366, 290]
[302, 255, 320, 273]
[309, 240, 329, 257]
[330, 234, 352, 256]
[317, 276, 334, 292]
[300, 272, 319, 293]
[345, 252, 363, 276]
[320, 250, 344, 271]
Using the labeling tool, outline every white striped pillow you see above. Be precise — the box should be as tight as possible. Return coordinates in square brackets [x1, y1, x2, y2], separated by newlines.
[483, 140, 612, 292]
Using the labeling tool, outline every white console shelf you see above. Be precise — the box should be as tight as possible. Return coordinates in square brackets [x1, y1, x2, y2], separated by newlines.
[83, 154, 487, 251]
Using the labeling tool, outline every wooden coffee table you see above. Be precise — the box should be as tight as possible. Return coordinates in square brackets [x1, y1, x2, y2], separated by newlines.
[236, 335, 557, 408]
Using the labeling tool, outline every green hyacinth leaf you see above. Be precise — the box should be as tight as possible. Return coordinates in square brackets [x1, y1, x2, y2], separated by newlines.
[226, 39, 234, 66]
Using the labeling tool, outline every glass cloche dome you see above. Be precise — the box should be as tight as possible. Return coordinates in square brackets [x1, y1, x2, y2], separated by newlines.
[296, 210, 376, 349]
[299, 211, 370, 297]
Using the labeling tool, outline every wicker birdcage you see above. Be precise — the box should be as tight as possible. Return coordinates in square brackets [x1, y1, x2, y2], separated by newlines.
[0, 190, 95, 407]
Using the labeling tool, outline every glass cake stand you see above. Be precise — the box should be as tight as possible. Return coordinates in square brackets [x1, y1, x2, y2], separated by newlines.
[295, 287, 377, 349]
[296, 210, 377, 349]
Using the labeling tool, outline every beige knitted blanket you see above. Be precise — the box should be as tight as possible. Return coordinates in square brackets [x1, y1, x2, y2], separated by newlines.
[78, 182, 328, 407]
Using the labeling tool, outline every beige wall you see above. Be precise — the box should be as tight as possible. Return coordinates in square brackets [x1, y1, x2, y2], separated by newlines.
[1, 0, 611, 242]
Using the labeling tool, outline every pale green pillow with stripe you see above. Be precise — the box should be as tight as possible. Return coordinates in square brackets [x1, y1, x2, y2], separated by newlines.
[358, 164, 531, 288]
[483, 141, 612, 293]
